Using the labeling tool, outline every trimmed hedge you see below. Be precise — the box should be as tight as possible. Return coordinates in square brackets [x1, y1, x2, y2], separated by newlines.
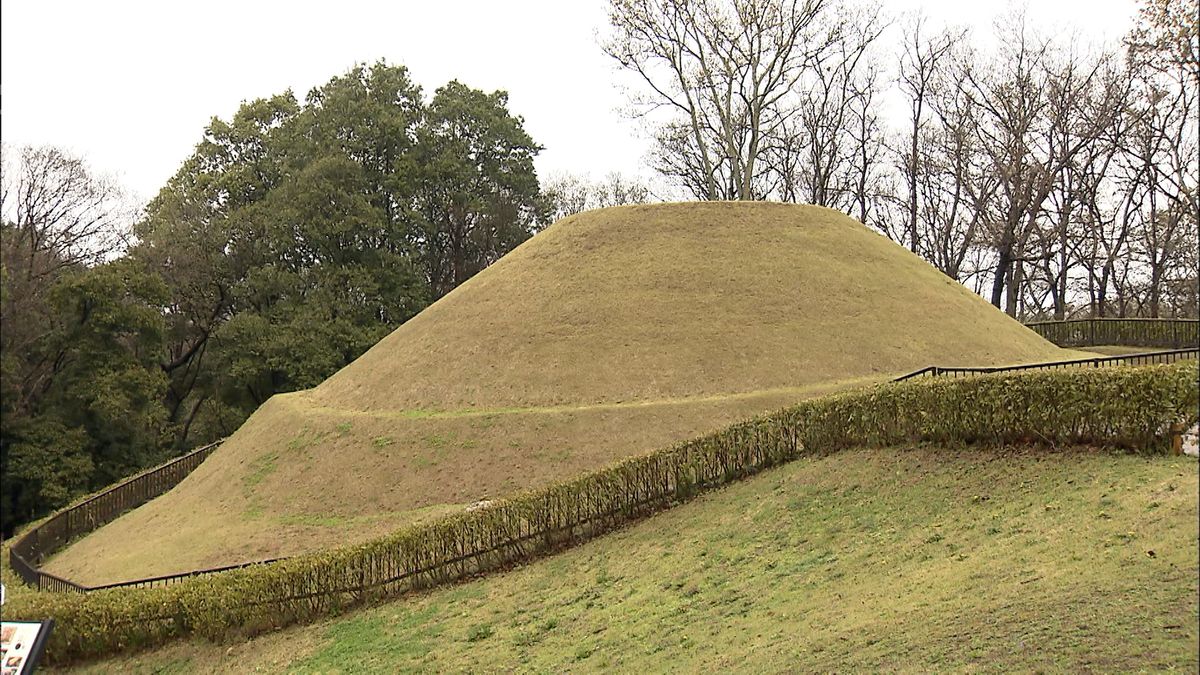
[8, 362, 1197, 665]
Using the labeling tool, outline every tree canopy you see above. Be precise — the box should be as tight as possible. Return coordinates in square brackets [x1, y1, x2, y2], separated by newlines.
[0, 61, 545, 536]
[134, 62, 544, 450]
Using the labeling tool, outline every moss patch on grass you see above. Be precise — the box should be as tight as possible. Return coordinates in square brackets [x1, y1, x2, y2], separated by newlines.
[241, 453, 278, 493]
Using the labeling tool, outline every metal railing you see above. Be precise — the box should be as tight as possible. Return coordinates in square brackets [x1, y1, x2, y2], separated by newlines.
[1026, 317, 1199, 350]
[894, 348, 1199, 382]
[7, 440, 228, 591]
[896, 318, 1199, 382]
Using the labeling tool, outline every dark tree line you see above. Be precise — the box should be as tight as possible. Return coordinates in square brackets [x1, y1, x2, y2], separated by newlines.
[0, 62, 557, 535]
[607, 0, 1198, 319]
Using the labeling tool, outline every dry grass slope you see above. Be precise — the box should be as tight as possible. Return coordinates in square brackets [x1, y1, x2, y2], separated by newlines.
[313, 201, 1062, 409]
[46, 202, 1077, 584]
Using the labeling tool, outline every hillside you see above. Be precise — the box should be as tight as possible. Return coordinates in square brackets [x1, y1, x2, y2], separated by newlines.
[45, 202, 1080, 584]
[57, 446, 1200, 673]
[312, 201, 1063, 409]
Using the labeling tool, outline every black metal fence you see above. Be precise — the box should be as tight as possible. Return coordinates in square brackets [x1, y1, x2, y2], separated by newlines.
[1026, 318, 1199, 349]
[7, 440, 226, 592]
[895, 348, 1199, 382]
[86, 556, 285, 592]
[895, 317, 1199, 382]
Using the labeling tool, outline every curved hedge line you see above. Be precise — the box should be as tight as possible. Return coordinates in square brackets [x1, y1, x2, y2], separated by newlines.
[7, 362, 1197, 665]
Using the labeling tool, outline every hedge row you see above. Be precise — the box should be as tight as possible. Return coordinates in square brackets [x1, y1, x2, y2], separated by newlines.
[1027, 318, 1199, 349]
[9, 362, 1198, 665]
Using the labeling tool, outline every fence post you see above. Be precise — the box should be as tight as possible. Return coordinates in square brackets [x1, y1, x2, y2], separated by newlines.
[1089, 319, 1096, 346]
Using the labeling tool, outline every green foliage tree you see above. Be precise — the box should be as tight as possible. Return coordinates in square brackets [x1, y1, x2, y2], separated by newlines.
[44, 260, 172, 480]
[0, 146, 173, 535]
[415, 81, 544, 298]
[0, 256, 170, 534]
[132, 92, 303, 441]
[0, 62, 544, 536]
[134, 62, 544, 451]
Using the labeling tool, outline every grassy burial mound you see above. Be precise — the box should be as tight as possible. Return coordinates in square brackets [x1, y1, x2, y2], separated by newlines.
[45, 202, 1078, 584]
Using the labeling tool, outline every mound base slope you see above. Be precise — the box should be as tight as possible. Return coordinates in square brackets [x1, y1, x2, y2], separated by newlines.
[65, 447, 1200, 673]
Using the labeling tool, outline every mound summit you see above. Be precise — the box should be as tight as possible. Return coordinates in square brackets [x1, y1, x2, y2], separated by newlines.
[313, 202, 1057, 410]
[47, 202, 1075, 582]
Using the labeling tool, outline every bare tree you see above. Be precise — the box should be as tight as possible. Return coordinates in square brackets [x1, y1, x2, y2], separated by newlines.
[961, 16, 1123, 315]
[541, 171, 653, 221]
[920, 55, 998, 284]
[1, 145, 130, 276]
[1, 145, 132, 326]
[0, 144, 134, 412]
[1127, 78, 1198, 316]
[602, 0, 1196, 320]
[879, 25, 997, 285]
[1124, 0, 1199, 317]
[605, 0, 826, 200]
[891, 15, 964, 254]
[766, 2, 888, 210]
[1025, 55, 1134, 319]
[842, 47, 887, 225]
[1126, 0, 1200, 90]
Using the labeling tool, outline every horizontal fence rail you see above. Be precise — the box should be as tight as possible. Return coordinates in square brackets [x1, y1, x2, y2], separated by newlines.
[7, 440, 226, 592]
[1026, 317, 1199, 349]
[87, 557, 286, 592]
[894, 348, 1200, 382]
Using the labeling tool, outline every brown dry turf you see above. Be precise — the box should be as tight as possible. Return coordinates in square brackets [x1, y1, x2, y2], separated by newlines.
[45, 202, 1082, 584]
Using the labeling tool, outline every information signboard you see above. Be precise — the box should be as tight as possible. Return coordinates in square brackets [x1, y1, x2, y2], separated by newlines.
[0, 620, 53, 675]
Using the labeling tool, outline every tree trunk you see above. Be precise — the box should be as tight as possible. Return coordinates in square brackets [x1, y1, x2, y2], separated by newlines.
[991, 246, 1011, 309]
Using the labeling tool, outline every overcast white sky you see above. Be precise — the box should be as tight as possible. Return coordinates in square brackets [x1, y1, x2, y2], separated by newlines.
[2, 0, 1139, 205]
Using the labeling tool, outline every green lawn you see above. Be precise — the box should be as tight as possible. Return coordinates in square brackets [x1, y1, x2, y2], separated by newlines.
[57, 445, 1199, 673]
